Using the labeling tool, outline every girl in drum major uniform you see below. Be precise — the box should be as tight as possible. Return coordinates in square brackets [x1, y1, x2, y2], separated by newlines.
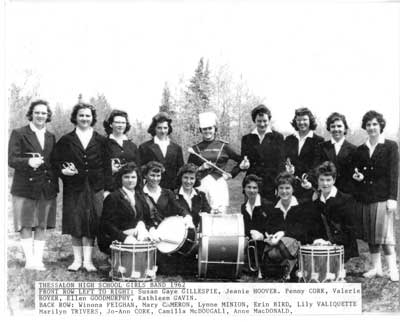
[103, 110, 140, 191]
[262, 172, 317, 280]
[315, 112, 356, 195]
[311, 161, 359, 262]
[139, 112, 184, 191]
[8, 100, 58, 271]
[54, 102, 111, 272]
[352, 110, 399, 281]
[284, 107, 324, 203]
[98, 162, 150, 255]
[188, 111, 248, 211]
[175, 163, 211, 228]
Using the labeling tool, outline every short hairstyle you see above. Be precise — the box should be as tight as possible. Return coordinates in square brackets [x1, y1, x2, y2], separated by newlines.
[315, 161, 337, 180]
[251, 104, 272, 122]
[147, 112, 172, 136]
[290, 107, 317, 131]
[70, 103, 97, 126]
[177, 163, 201, 188]
[326, 112, 349, 135]
[242, 174, 263, 194]
[141, 161, 165, 176]
[103, 109, 131, 135]
[361, 110, 386, 133]
[275, 172, 296, 188]
[26, 99, 52, 123]
[114, 162, 142, 191]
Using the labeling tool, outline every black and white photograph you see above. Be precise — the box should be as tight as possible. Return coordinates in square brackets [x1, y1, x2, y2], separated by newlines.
[3, 0, 400, 318]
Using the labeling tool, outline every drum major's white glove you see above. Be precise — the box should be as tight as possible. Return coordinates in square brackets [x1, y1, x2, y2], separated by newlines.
[222, 173, 232, 181]
[285, 158, 295, 175]
[300, 174, 312, 190]
[239, 156, 250, 170]
[250, 230, 264, 241]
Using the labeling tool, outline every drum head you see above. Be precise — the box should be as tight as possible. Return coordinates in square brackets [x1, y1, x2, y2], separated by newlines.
[156, 216, 187, 253]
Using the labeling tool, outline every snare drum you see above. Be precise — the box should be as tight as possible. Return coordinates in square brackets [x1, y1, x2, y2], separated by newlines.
[297, 245, 346, 282]
[198, 213, 245, 279]
[110, 241, 157, 281]
[156, 216, 197, 256]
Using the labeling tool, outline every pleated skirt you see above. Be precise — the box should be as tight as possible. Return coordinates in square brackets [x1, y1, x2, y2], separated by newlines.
[356, 201, 395, 245]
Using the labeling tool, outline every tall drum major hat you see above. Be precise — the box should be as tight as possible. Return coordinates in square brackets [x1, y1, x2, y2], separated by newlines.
[199, 111, 217, 128]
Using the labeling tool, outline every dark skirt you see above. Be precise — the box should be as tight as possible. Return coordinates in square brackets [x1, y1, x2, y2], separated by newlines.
[62, 180, 103, 238]
[12, 195, 56, 232]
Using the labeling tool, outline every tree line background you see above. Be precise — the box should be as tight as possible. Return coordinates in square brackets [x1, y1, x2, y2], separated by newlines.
[8, 58, 399, 160]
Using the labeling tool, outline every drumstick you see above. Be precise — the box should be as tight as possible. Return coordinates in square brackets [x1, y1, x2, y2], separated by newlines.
[159, 238, 180, 244]
[187, 147, 230, 176]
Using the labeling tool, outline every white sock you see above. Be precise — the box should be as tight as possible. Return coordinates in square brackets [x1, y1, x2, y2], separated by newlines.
[33, 240, 46, 265]
[385, 254, 399, 282]
[83, 246, 97, 271]
[68, 246, 83, 271]
[21, 238, 34, 268]
[364, 252, 382, 277]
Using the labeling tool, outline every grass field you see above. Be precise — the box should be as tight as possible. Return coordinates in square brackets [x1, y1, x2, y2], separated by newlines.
[6, 173, 400, 314]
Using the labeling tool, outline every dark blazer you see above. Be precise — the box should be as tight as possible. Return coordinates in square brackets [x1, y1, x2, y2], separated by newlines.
[241, 198, 272, 238]
[105, 138, 140, 191]
[265, 201, 317, 244]
[175, 188, 211, 227]
[352, 139, 399, 203]
[312, 190, 359, 261]
[139, 139, 184, 190]
[53, 130, 111, 193]
[98, 189, 150, 254]
[144, 188, 189, 228]
[8, 125, 58, 200]
[284, 133, 324, 176]
[314, 140, 356, 194]
[241, 131, 285, 201]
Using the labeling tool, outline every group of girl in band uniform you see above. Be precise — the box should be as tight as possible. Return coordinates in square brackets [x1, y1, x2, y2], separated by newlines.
[8, 100, 399, 281]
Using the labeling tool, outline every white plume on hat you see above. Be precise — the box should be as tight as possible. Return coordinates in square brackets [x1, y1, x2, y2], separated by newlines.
[199, 111, 217, 128]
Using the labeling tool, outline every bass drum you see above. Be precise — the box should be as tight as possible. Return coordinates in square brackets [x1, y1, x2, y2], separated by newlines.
[198, 213, 245, 279]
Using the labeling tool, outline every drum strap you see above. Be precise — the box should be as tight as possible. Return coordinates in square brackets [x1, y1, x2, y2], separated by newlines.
[320, 214, 333, 242]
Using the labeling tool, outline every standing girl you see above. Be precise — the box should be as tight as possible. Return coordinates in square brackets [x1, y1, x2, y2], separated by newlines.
[9, 100, 58, 270]
[54, 103, 111, 272]
[352, 110, 399, 281]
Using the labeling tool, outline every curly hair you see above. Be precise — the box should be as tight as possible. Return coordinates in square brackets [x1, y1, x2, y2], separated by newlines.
[26, 99, 52, 123]
[141, 160, 165, 176]
[147, 112, 172, 136]
[242, 174, 263, 194]
[275, 172, 297, 188]
[361, 110, 386, 133]
[290, 107, 317, 131]
[314, 161, 337, 180]
[177, 163, 201, 188]
[114, 162, 142, 191]
[251, 104, 272, 122]
[70, 103, 97, 126]
[326, 112, 349, 135]
[103, 109, 131, 135]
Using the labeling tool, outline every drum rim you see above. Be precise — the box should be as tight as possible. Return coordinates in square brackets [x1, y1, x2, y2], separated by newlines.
[156, 216, 189, 254]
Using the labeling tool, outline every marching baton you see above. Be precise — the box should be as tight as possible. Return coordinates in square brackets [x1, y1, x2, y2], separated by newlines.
[187, 147, 230, 177]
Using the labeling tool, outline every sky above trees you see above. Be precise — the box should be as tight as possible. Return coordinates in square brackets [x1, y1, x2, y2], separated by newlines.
[6, 1, 400, 135]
